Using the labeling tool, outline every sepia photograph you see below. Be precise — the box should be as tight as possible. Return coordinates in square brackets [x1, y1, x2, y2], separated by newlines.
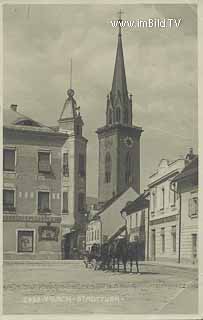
[2, 2, 198, 316]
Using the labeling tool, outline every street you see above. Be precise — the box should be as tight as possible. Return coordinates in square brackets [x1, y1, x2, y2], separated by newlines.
[3, 260, 198, 314]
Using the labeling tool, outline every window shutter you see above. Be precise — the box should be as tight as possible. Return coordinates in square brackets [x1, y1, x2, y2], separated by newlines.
[38, 152, 51, 173]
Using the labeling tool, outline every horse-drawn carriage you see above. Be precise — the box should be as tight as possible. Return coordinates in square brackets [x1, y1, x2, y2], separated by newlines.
[83, 237, 140, 274]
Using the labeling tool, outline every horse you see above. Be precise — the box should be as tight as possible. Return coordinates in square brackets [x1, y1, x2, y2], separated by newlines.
[108, 238, 128, 272]
[108, 238, 140, 274]
[99, 242, 110, 270]
[127, 241, 140, 274]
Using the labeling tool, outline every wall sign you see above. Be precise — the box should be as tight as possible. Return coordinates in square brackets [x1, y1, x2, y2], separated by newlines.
[38, 226, 59, 241]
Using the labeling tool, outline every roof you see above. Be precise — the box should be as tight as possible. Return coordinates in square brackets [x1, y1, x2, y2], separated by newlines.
[108, 225, 126, 243]
[172, 156, 198, 183]
[92, 187, 139, 220]
[3, 107, 68, 137]
[121, 191, 150, 215]
[110, 30, 128, 108]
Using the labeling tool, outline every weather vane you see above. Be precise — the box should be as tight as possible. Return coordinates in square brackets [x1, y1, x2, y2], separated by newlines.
[70, 58, 72, 89]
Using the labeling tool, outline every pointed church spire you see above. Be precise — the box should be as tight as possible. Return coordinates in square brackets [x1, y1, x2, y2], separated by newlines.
[110, 9, 128, 107]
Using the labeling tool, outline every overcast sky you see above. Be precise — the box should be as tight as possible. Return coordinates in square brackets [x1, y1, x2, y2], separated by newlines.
[4, 4, 197, 198]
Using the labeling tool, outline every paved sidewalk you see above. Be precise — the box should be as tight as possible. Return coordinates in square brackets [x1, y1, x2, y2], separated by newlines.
[142, 260, 198, 270]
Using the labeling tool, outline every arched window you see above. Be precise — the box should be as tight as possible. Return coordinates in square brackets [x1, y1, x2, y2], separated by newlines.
[123, 110, 128, 124]
[116, 108, 120, 122]
[109, 109, 112, 125]
[125, 151, 132, 184]
[105, 152, 112, 183]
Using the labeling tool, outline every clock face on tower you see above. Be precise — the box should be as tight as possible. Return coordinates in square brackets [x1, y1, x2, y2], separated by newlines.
[124, 136, 134, 148]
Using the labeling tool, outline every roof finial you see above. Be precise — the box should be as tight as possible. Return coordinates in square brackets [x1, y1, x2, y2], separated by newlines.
[118, 9, 124, 37]
[67, 58, 75, 98]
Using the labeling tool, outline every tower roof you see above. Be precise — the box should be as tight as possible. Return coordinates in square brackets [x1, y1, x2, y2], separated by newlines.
[59, 88, 78, 120]
[110, 22, 128, 106]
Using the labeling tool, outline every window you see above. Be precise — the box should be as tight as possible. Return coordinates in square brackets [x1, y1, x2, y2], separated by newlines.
[92, 231, 94, 241]
[3, 189, 15, 212]
[161, 188, 165, 210]
[79, 154, 85, 177]
[125, 152, 132, 184]
[161, 228, 165, 253]
[129, 215, 132, 229]
[109, 109, 112, 125]
[189, 197, 198, 217]
[123, 110, 128, 123]
[151, 190, 157, 212]
[116, 108, 121, 122]
[94, 230, 97, 241]
[38, 192, 50, 213]
[63, 192, 68, 213]
[17, 230, 34, 253]
[169, 183, 176, 207]
[136, 213, 138, 227]
[38, 151, 51, 174]
[76, 125, 81, 136]
[78, 193, 85, 213]
[171, 226, 176, 253]
[97, 229, 100, 240]
[105, 152, 112, 183]
[192, 234, 197, 260]
[63, 153, 69, 176]
[3, 149, 15, 171]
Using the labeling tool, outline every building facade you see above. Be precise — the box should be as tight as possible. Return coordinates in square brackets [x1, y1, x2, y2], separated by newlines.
[96, 20, 143, 205]
[3, 84, 87, 260]
[121, 192, 149, 261]
[172, 155, 198, 264]
[147, 158, 186, 263]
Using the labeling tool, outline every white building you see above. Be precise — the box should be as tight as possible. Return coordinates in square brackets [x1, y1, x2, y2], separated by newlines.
[147, 158, 186, 263]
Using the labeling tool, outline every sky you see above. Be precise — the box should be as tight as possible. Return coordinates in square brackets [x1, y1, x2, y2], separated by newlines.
[3, 4, 197, 198]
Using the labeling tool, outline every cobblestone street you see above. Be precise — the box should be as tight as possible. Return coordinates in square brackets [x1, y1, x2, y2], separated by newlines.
[3, 260, 198, 314]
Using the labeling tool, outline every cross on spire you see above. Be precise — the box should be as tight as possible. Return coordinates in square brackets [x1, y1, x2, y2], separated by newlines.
[118, 9, 124, 21]
[117, 9, 124, 36]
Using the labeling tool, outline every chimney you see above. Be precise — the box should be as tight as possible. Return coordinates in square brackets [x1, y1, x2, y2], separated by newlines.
[10, 104, 18, 112]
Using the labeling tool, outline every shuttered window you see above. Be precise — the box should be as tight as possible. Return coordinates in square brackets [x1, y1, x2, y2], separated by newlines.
[3, 190, 15, 211]
[188, 197, 198, 217]
[38, 152, 51, 173]
[38, 192, 50, 213]
[3, 149, 15, 171]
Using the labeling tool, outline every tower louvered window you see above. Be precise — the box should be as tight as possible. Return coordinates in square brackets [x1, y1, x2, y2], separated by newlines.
[109, 109, 113, 125]
[116, 108, 121, 122]
[105, 152, 112, 183]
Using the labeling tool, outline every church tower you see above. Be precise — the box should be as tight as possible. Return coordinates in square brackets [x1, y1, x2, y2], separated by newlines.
[58, 68, 88, 253]
[96, 15, 143, 205]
